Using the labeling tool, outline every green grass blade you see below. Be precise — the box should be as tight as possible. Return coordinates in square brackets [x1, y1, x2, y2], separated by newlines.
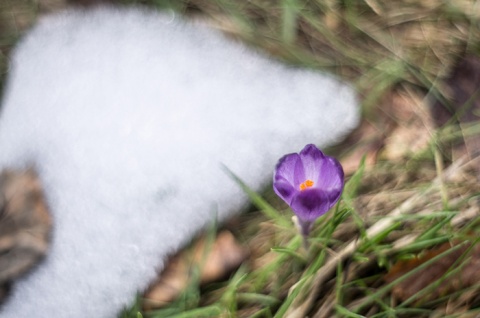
[161, 305, 223, 318]
[222, 165, 290, 227]
[281, 0, 299, 43]
[343, 155, 366, 205]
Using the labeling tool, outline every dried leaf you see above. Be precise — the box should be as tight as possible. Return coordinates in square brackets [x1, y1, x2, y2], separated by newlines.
[143, 230, 248, 309]
[385, 241, 480, 303]
[0, 169, 52, 303]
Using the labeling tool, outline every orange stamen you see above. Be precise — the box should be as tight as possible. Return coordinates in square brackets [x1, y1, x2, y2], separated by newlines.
[299, 179, 314, 191]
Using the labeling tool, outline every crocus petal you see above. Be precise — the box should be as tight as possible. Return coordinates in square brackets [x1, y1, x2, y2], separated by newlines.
[298, 144, 326, 184]
[290, 188, 330, 221]
[273, 176, 296, 204]
[290, 188, 339, 221]
[293, 155, 306, 188]
[315, 156, 344, 192]
[273, 152, 301, 186]
[327, 183, 343, 207]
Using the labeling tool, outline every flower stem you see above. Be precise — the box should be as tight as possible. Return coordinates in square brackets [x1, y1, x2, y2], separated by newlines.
[298, 218, 313, 237]
[294, 217, 313, 250]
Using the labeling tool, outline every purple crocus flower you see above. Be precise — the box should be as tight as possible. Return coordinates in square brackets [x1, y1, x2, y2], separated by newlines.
[273, 144, 344, 238]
